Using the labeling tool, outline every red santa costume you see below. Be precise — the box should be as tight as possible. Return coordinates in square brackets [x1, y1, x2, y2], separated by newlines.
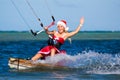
[37, 20, 68, 59]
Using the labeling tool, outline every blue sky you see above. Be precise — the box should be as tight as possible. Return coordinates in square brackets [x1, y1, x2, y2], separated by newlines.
[0, 0, 120, 31]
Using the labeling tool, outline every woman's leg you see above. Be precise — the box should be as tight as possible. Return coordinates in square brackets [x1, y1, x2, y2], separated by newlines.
[50, 48, 56, 57]
[31, 53, 43, 61]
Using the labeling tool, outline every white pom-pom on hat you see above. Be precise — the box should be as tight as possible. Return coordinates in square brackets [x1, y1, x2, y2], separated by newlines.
[57, 20, 69, 31]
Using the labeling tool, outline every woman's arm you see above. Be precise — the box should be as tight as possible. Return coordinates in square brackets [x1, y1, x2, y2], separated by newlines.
[44, 27, 55, 35]
[67, 17, 84, 38]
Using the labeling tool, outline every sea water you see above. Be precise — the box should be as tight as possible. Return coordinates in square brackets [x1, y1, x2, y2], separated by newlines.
[0, 31, 120, 80]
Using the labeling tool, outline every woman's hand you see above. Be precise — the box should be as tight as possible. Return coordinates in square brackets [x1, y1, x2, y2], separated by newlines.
[44, 26, 54, 35]
[44, 26, 48, 31]
[80, 17, 84, 25]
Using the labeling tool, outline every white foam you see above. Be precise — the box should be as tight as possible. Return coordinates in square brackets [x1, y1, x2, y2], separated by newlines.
[36, 51, 120, 74]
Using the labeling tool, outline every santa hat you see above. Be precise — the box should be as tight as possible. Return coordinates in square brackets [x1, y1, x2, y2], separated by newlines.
[57, 20, 69, 31]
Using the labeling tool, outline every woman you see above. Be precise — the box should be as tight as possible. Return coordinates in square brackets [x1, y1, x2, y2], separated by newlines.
[31, 17, 84, 61]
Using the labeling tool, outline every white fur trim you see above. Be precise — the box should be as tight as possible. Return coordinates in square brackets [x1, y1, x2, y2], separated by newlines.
[57, 21, 67, 28]
[38, 51, 50, 54]
[57, 21, 69, 31]
[65, 27, 69, 31]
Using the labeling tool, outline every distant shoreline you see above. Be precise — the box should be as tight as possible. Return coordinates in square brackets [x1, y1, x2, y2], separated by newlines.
[0, 31, 120, 42]
[0, 30, 120, 33]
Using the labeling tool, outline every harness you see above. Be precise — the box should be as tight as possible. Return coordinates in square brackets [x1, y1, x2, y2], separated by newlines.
[47, 35, 63, 49]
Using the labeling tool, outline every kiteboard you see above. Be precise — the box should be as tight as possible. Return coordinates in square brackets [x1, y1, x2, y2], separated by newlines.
[8, 57, 69, 70]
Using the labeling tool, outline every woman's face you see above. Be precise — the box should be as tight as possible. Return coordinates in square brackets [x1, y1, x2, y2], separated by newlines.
[57, 24, 65, 34]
